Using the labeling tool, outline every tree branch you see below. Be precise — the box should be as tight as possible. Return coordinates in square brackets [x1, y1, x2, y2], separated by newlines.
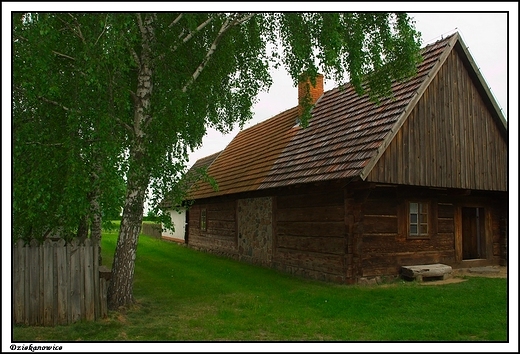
[94, 14, 109, 46]
[38, 95, 71, 111]
[136, 13, 145, 39]
[182, 14, 253, 93]
[180, 16, 214, 45]
[156, 15, 215, 63]
[116, 117, 134, 134]
[168, 13, 183, 28]
[52, 50, 76, 61]
[123, 35, 140, 67]
[67, 13, 86, 45]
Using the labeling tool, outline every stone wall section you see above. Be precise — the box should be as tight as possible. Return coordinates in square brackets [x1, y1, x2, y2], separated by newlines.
[237, 197, 273, 266]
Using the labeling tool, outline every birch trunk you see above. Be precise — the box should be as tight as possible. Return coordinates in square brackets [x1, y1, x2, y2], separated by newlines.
[107, 13, 154, 310]
[89, 187, 102, 265]
[107, 157, 148, 309]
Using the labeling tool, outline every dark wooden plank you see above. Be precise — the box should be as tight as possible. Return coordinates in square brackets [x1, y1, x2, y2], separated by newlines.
[277, 221, 345, 237]
[363, 215, 398, 234]
[277, 235, 345, 254]
[277, 205, 344, 222]
[69, 240, 81, 323]
[83, 239, 95, 321]
[13, 241, 24, 324]
[277, 189, 343, 209]
[56, 238, 68, 325]
[274, 249, 345, 275]
[43, 240, 54, 326]
[28, 239, 39, 325]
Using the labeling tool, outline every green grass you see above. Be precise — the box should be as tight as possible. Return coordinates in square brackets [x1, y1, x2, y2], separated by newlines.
[13, 231, 508, 342]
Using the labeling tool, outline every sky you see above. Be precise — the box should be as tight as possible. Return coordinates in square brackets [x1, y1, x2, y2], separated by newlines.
[2, 3, 518, 353]
[188, 10, 514, 168]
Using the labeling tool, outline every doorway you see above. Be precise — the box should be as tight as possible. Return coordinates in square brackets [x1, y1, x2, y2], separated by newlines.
[461, 207, 486, 260]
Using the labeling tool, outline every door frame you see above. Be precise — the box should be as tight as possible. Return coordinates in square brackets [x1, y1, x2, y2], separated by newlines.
[454, 204, 493, 263]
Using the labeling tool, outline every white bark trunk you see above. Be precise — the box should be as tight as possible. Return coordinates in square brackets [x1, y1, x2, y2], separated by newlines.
[107, 13, 155, 310]
[107, 166, 147, 309]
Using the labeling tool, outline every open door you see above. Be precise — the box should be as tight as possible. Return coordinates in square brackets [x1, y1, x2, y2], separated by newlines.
[461, 207, 486, 260]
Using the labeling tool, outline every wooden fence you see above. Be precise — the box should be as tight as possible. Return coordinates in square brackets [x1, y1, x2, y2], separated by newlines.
[141, 223, 162, 239]
[12, 238, 108, 326]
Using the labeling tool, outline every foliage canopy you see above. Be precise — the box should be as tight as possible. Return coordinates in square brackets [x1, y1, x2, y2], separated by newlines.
[12, 12, 422, 308]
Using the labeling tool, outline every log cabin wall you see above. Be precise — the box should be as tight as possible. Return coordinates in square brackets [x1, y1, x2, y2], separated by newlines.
[188, 198, 238, 259]
[272, 183, 347, 283]
[187, 184, 350, 283]
[357, 185, 456, 279]
[354, 184, 506, 280]
[187, 183, 506, 284]
[366, 48, 507, 192]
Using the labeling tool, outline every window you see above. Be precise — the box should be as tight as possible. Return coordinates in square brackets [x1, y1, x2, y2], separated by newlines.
[200, 208, 207, 231]
[409, 202, 428, 238]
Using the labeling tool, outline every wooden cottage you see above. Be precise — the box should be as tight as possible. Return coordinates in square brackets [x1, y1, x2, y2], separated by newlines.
[161, 151, 222, 243]
[185, 32, 508, 284]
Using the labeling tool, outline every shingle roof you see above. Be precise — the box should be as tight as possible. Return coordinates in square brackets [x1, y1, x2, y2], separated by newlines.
[190, 150, 222, 172]
[187, 32, 504, 200]
[161, 150, 221, 208]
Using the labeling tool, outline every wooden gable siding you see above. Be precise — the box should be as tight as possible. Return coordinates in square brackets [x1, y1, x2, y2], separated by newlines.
[366, 49, 507, 191]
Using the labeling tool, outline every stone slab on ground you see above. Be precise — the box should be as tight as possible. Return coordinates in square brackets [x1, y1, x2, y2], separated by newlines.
[400, 263, 453, 282]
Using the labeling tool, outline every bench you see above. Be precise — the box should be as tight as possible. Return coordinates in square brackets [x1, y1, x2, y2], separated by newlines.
[400, 263, 452, 282]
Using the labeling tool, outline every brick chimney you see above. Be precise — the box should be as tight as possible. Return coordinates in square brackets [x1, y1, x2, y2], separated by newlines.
[298, 73, 324, 117]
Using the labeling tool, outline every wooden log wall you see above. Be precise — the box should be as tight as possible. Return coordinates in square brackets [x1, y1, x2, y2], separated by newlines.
[188, 199, 237, 257]
[358, 186, 456, 278]
[273, 184, 347, 283]
[357, 185, 506, 278]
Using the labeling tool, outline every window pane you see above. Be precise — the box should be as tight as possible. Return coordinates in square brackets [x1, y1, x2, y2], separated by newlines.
[410, 225, 418, 234]
[410, 203, 418, 213]
[420, 213, 428, 223]
[410, 214, 418, 223]
[420, 224, 428, 234]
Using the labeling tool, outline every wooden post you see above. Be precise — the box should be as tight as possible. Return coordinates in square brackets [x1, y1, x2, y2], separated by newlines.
[454, 206, 462, 262]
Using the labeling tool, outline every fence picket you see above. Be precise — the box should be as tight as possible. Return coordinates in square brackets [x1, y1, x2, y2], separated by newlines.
[43, 240, 54, 326]
[28, 239, 40, 325]
[93, 239, 100, 319]
[12, 237, 108, 326]
[12, 241, 24, 323]
[56, 238, 68, 325]
[83, 239, 95, 321]
[69, 239, 81, 323]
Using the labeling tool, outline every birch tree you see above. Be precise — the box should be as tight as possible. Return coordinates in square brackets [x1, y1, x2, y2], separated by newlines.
[12, 12, 422, 310]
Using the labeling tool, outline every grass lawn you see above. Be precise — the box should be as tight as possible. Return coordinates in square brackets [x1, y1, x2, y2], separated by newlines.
[12, 230, 508, 344]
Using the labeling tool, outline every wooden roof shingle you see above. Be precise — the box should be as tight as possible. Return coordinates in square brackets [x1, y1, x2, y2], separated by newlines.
[188, 32, 506, 200]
